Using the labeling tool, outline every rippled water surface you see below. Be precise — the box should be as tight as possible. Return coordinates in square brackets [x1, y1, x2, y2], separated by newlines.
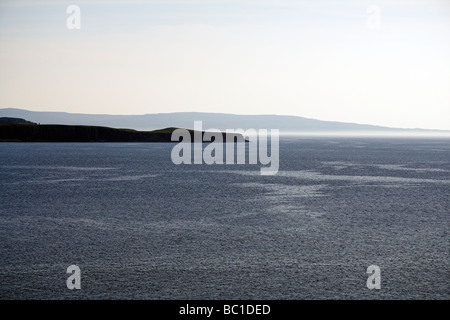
[0, 138, 449, 299]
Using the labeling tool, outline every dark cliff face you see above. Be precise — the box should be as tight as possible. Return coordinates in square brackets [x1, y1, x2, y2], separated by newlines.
[0, 124, 246, 142]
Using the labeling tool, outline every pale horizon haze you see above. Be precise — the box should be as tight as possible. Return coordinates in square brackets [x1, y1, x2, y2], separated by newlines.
[0, 0, 449, 130]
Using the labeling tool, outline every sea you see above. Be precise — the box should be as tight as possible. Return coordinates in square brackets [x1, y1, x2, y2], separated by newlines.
[0, 138, 449, 299]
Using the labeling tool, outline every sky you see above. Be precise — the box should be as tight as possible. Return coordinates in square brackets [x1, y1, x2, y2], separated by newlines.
[0, 0, 449, 130]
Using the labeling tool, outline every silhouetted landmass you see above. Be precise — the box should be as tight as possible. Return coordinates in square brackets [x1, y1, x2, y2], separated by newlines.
[0, 123, 246, 142]
[0, 117, 36, 125]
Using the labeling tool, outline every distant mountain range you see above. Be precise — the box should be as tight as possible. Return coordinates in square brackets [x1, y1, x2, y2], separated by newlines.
[0, 108, 448, 135]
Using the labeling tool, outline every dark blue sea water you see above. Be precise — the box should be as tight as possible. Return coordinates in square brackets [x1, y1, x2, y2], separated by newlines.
[0, 138, 449, 299]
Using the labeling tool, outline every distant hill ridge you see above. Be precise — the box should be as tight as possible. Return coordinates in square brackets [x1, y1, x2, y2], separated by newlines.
[0, 108, 448, 134]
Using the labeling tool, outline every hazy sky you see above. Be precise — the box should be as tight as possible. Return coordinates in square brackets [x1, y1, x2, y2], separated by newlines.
[0, 0, 449, 130]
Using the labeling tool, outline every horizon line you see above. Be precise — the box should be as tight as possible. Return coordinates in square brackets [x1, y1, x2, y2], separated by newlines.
[1, 107, 449, 132]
